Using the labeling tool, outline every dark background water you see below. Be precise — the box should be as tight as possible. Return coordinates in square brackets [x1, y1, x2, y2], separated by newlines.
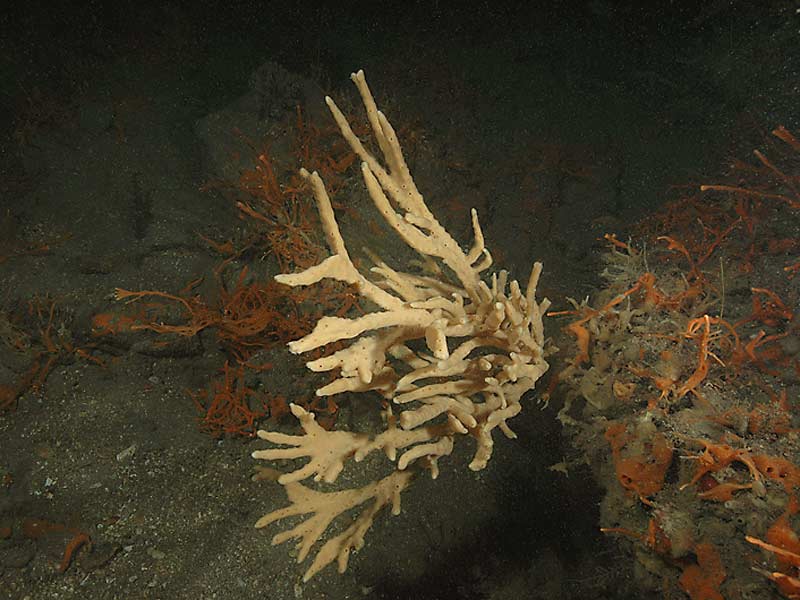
[3, 0, 797, 280]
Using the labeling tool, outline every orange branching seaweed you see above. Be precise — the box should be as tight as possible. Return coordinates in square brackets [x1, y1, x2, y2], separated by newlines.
[114, 286, 215, 338]
[189, 361, 267, 437]
[295, 395, 340, 430]
[746, 534, 800, 599]
[551, 270, 726, 410]
[115, 269, 350, 436]
[701, 126, 799, 280]
[636, 189, 733, 249]
[20, 518, 92, 573]
[617, 313, 725, 411]
[767, 498, 800, 571]
[680, 438, 761, 492]
[676, 315, 713, 400]
[736, 329, 792, 376]
[655, 233, 730, 304]
[189, 360, 340, 438]
[291, 104, 360, 198]
[238, 149, 283, 212]
[215, 271, 311, 358]
[1, 297, 102, 411]
[227, 143, 327, 271]
[658, 235, 701, 279]
[633, 313, 759, 408]
[197, 232, 236, 258]
[601, 516, 672, 556]
[773, 126, 800, 152]
[640, 125, 798, 284]
[747, 497, 800, 598]
[59, 532, 91, 573]
[115, 270, 313, 362]
[692, 212, 744, 271]
[564, 320, 592, 367]
[626, 363, 677, 409]
[637, 188, 746, 275]
[603, 232, 639, 254]
[737, 287, 794, 328]
[696, 481, 753, 503]
[201, 137, 328, 274]
[700, 184, 800, 210]
[263, 198, 323, 271]
[568, 125, 798, 596]
[91, 312, 141, 336]
[550, 271, 656, 367]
